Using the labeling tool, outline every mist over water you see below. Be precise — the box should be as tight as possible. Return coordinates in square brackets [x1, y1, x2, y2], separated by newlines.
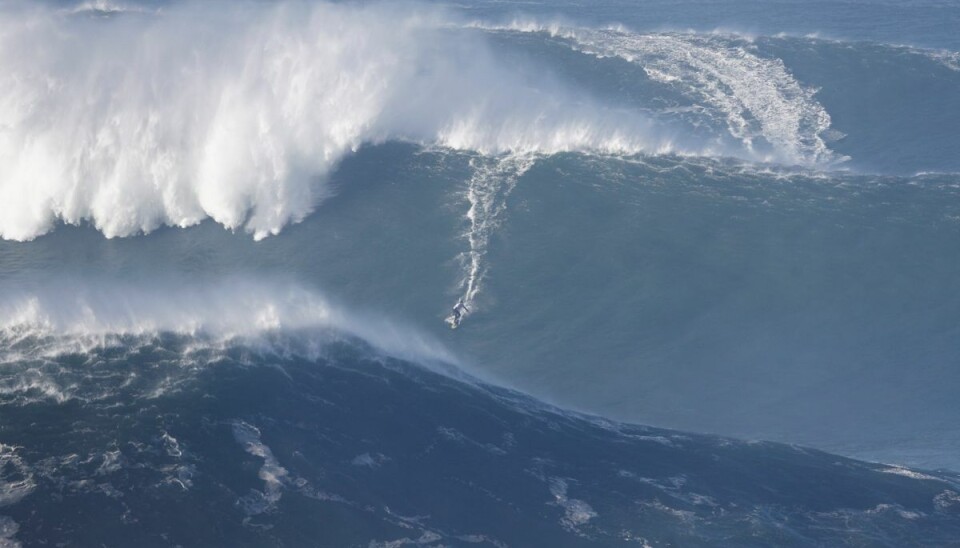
[0, 279, 457, 367]
[1, 0, 960, 544]
[0, 0, 704, 242]
[0, 0, 872, 242]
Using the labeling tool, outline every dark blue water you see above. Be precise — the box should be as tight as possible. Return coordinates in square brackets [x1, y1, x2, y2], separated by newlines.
[2, 336, 960, 546]
[1, 0, 960, 545]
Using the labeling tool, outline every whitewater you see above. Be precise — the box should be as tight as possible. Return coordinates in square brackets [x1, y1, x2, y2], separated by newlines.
[0, 0, 849, 242]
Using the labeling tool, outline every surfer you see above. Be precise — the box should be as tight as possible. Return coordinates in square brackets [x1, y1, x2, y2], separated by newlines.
[451, 300, 469, 327]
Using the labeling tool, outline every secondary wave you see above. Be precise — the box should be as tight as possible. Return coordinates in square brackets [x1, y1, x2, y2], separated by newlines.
[473, 21, 843, 166]
[0, 0, 860, 243]
[448, 153, 533, 326]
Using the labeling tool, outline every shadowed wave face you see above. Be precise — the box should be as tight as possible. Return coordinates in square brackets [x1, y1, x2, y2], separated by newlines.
[1, 327, 960, 546]
[1, 0, 960, 546]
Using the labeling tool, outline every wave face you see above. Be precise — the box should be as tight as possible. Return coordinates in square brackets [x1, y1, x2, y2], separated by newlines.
[3, 0, 960, 544]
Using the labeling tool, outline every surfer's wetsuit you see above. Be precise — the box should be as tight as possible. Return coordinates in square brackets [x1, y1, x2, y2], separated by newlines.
[452, 302, 469, 324]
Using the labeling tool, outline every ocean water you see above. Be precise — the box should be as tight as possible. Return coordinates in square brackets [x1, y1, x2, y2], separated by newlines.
[1, 0, 960, 545]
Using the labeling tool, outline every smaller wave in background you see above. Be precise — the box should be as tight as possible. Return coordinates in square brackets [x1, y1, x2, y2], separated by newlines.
[784, 32, 960, 73]
[473, 21, 844, 166]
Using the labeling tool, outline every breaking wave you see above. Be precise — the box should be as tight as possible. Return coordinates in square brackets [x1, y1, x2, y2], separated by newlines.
[0, 1, 847, 242]
[473, 21, 843, 166]
[0, 1, 689, 242]
[0, 280, 456, 367]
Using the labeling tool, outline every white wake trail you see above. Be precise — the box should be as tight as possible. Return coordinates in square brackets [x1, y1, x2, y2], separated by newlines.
[447, 154, 533, 328]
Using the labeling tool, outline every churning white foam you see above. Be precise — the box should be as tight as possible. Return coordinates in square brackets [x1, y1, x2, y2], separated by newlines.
[0, 280, 456, 367]
[0, 1, 701, 242]
[232, 421, 289, 516]
[473, 22, 842, 166]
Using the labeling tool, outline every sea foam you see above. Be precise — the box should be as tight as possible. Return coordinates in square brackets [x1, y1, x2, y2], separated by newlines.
[0, 1, 694, 242]
[0, 279, 456, 367]
[472, 21, 841, 166]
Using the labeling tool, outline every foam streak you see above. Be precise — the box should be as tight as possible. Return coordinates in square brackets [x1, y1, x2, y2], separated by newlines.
[474, 22, 842, 166]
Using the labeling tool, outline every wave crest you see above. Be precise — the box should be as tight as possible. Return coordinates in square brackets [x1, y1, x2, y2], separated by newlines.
[474, 21, 843, 166]
[0, 280, 456, 367]
[0, 1, 699, 242]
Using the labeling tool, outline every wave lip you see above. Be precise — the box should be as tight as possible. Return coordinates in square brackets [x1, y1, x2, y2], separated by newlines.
[0, 280, 456, 368]
[473, 20, 844, 167]
[0, 1, 709, 243]
[0, 1, 853, 243]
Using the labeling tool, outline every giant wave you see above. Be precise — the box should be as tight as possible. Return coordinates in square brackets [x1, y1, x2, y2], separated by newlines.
[0, 0, 846, 242]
